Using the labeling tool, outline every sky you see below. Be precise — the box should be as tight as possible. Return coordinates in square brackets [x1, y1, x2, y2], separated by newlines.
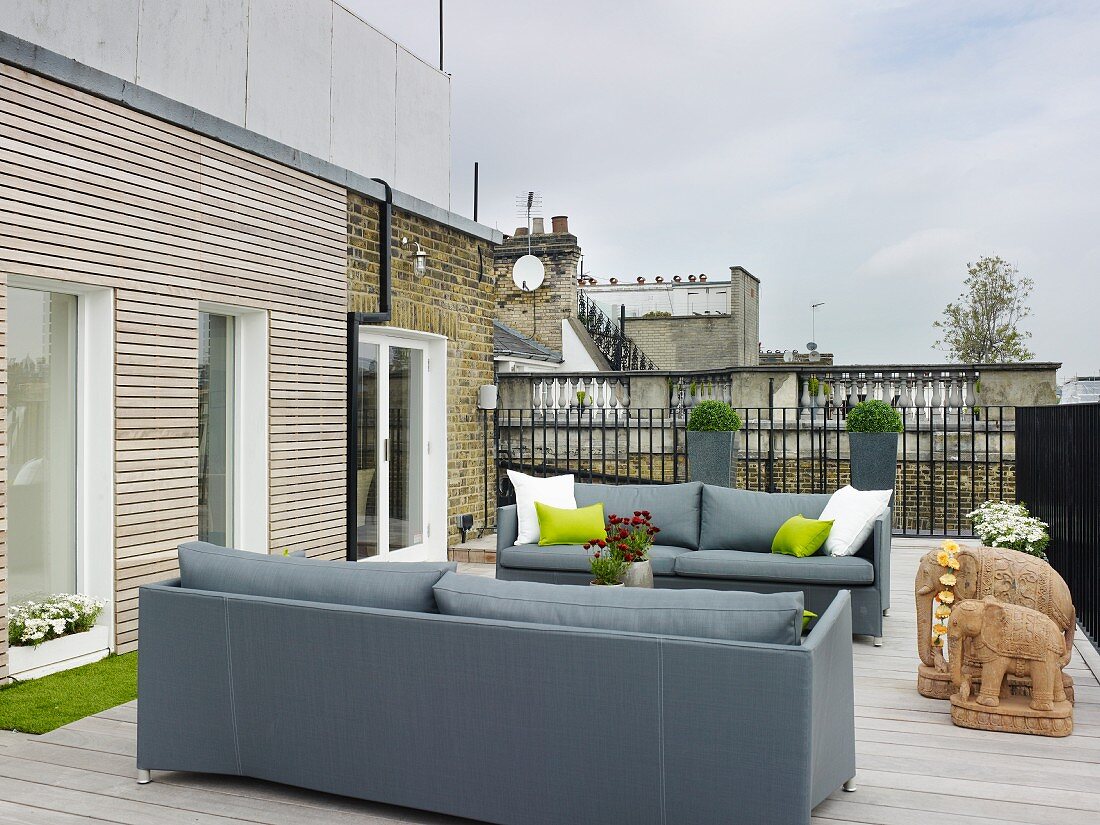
[345, 1, 1100, 379]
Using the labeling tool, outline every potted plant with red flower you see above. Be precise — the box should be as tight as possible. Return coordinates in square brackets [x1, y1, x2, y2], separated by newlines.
[585, 540, 627, 586]
[585, 510, 660, 588]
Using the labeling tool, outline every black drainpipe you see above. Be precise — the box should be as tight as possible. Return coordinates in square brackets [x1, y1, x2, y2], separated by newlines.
[356, 177, 393, 324]
[347, 178, 394, 558]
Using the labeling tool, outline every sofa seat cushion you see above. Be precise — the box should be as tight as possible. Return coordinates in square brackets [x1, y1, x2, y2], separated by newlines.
[499, 543, 691, 576]
[574, 482, 702, 550]
[699, 487, 832, 553]
[178, 542, 457, 613]
[435, 573, 804, 645]
[674, 549, 874, 585]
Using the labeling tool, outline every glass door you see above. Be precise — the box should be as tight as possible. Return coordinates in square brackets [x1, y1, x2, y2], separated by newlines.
[351, 330, 430, 560]
[6, 287, 78, 604]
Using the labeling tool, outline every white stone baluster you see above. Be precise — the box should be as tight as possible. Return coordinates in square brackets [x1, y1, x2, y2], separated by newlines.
[551, 378, 562, 412]
[533, 379, 546, 413]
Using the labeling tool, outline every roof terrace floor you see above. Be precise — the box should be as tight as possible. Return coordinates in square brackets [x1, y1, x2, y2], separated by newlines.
[0, 539, 1097, 823]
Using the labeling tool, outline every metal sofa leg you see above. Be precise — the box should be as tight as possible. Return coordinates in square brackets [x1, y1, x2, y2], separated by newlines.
[137, 769, 151, 785]
[843, 778, 857, 793]
[874, 637, 883, 647]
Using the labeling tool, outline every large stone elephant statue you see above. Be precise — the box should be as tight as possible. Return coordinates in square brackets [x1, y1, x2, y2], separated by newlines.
[948, 597, 1068, 712]
[914, 545, 1075, 699]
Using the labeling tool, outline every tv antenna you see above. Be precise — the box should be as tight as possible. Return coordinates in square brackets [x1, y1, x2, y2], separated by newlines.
[513, 191, 545, 336]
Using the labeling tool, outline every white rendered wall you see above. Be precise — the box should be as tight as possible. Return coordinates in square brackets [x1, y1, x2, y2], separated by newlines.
[560, 320, 603, 372]
[2, 0, 451, 207]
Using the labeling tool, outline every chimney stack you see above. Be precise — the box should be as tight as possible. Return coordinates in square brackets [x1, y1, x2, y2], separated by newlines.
[551, 215, 569, 234]
[514, 226, 528, 236]
[531, 217, 546, 234]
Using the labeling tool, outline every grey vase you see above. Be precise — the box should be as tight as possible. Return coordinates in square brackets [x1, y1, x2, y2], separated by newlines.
[848, 431, 899, 502]
[622, 559, 654, 588]
[687, 430, 738, 488]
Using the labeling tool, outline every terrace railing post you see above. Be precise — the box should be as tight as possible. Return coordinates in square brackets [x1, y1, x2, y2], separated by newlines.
[767, 378, 776, 493]
[616, 303, 625, 371]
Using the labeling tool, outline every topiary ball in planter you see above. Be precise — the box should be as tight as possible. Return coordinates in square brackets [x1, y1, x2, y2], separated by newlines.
[845, 400, 902, 500]
[686, 401, 743, 488]
[845, 399, 902, 434]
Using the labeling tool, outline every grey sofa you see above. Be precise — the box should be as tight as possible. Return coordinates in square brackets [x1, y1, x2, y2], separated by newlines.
[138, 542, 856, 825]
[497, 481, 891, 640]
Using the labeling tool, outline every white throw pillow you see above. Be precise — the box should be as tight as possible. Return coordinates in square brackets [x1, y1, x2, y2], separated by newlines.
[819, 485, 891, 557]
[508, 470, 576, 545]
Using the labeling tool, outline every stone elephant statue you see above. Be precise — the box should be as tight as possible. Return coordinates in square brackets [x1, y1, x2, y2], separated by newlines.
[949, 597, 1068, 712]
[914, 545, 1075, 698]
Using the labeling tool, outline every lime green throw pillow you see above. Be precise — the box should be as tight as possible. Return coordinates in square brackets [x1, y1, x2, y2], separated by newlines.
[772, 515, 833, 558]
[803, 610, 818, 632]
[535, 501, 606, 546]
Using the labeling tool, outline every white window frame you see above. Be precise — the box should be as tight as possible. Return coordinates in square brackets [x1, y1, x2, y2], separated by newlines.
[6, 274, 114, 670]
[198, 303, 269, 553]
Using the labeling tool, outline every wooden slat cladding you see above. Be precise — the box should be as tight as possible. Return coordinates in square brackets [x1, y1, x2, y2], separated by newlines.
[0, 272, 7, 678]
[0, 64, 347, 662]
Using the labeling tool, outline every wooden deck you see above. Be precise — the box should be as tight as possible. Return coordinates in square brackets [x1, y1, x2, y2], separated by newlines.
[0, 539, 1097, 824]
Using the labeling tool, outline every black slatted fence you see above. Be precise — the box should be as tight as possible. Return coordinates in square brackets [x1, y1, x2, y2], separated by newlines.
[1017, 404, 1100, 647]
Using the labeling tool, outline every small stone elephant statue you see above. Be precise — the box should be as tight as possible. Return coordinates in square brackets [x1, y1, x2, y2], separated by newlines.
[948, 596, 1068, 712]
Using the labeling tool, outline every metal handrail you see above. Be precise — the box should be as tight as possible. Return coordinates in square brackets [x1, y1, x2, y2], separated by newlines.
[577, 290, 658, 371]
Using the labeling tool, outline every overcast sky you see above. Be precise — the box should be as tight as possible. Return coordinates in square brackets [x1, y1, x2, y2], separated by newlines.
[346, 1, 1099, 378]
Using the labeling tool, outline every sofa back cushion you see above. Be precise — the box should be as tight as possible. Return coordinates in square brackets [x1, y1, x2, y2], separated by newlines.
[178, 542, 457, 613]
[574, 481, 702, 550]
[700, 487, 832, 553]
[433, 572, 804, 645]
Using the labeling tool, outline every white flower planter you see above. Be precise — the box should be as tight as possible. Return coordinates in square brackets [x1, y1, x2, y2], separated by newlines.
[8, 625, 111, 681]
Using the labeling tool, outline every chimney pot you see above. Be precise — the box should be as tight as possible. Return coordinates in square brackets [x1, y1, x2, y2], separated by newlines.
[637, 276, 645, 284]
[610, 277, 618, 284]
[673, 275, 682, 282]
[700, 274, 708, 282]
[655, 276, 664, 283]
[551, 215, 569, 233]
[689, 275, 697, 282]
[531, 217, 546, 234]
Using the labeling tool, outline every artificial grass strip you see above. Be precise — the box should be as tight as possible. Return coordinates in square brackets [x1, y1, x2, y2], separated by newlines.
[0, 652, 137, 734]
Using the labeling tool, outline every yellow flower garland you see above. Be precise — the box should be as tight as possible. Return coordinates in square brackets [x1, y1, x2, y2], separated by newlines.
[931, 539, 961, 650]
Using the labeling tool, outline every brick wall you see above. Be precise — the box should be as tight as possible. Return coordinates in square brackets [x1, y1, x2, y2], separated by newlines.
[497, 425, 1014, 535]
[624, 315, 742, 370]
[493, 231, 581, 353]
[348, 194, 498, 545]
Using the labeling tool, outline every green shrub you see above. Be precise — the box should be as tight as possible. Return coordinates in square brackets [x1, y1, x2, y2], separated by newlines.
[687, 400, 743, 432]
[845, 399, 902, 433]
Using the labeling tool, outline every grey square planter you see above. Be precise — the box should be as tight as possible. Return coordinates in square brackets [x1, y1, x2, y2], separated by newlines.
[848, 431, 899, 501]
[687, 430, 739, 488]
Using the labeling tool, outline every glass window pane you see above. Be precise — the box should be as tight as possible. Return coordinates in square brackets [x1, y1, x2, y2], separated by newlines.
[389, 346, 423, 550]
[354, 340, 380, 559]
[198, 313, 234, 545]
[7, 288, 78, 603]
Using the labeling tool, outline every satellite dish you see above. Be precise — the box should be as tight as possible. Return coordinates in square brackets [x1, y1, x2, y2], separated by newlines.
[782, 350, 794, 363]
[807, 341, 818, 351]
[808, 350, 821, 362]
[512, 255, 545, 291]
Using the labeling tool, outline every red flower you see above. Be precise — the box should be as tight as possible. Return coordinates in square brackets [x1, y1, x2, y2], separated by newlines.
[641, 510, 651, 519]
[596, 539, 607, 548]
[632, 516, 643, 525]
[593, 550, 601, 558]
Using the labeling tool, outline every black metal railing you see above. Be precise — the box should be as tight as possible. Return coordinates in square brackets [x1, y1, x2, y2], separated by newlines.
[577, 290, 658, 371]
[495, 406, 1016, 537]
[1017, 404, 1100, 647]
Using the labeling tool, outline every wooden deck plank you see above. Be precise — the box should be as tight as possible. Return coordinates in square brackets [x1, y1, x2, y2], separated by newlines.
[0, 538, 1096, 823]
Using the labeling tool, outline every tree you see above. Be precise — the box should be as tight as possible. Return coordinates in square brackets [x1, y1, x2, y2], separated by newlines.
[933, 256, 1035, 363]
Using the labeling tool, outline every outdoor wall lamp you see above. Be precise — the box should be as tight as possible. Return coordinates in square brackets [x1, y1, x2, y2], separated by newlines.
[401, 237, 428, 274]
